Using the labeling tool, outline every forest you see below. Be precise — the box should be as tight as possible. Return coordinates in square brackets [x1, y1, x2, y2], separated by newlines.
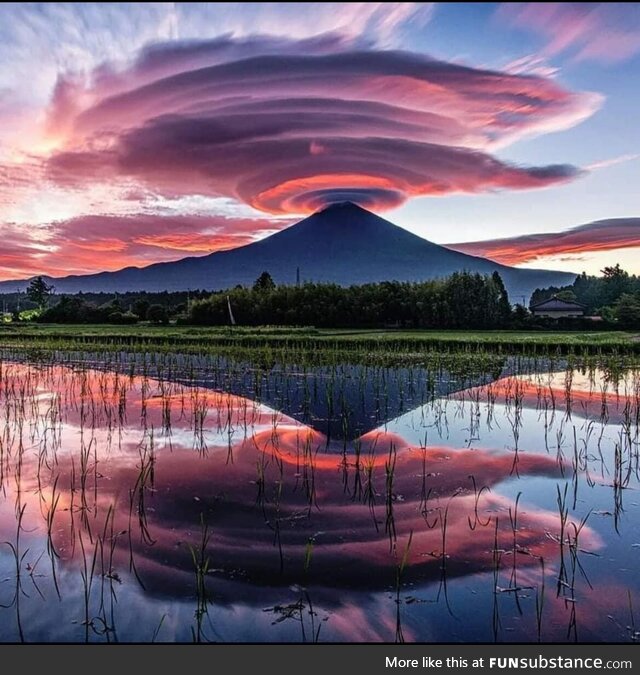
[187, 271, 513, 329]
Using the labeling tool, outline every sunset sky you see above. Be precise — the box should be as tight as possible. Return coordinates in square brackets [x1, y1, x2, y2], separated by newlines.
[1, 2, 639, 281]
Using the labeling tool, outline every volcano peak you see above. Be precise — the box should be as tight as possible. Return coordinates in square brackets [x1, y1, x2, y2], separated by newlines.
[316, 200, 369, 214]
[0, 201, 576, 301]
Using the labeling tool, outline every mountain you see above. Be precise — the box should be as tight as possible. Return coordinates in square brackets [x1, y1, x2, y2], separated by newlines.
[0, 202, 576, 302]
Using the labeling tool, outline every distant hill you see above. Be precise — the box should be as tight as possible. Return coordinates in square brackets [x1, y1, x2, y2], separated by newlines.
[0, 202, 576, 302]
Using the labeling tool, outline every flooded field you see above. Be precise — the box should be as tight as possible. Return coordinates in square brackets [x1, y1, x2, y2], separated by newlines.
[0, 351, 639, 642]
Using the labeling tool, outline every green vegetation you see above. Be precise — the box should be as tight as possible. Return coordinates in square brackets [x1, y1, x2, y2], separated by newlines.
[189, 271, 513, 329]
[0, 351, 636, 642]
[5, 271, 516, 329]
[1, 308, 40, 323]
[0, 289, 210, 323]
[1, 323, 638, 360]
[146, 303, 170, 324]
[614, 294, 640, 329]
[26, 275, 55, 309]
[531, 264, 640, 327]
[3, 266, 639, 333]
[36, 296, 172, 325]
[253, 270, 276, 292]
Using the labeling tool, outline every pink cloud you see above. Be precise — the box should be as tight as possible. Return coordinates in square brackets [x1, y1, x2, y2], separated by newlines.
[4, 362, 597, 607]
[0, 214, 289, 281]
[497, 3, 640, 64]
[446, 218, 640, 266]
[42, 35, 598, 215]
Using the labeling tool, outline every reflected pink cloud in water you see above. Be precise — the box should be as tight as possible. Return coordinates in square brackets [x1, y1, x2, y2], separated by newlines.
[1, 361, 630, 641]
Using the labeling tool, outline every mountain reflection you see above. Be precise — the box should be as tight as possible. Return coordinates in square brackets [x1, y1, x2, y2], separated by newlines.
[0, 359, 625, 641]
[0, 364, 597, 586]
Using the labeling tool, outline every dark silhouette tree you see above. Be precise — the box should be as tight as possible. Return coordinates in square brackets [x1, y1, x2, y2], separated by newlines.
[512, 303, 529, 328]
[601, 263, 630, 305]
[253, 271, 276, 292]
[147, 304, 169, 324]
[26, 276, 54, 309]
[556, 289, 578, 302]
[602, 264, 628, 281]
[491, 271, 512, 326]
[132, 298, 150, 320]
[614, 293, 640, 329]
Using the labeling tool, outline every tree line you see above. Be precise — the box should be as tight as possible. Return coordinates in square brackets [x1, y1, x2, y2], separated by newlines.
[187, 271, 513, 329]
[6, 266, 638, 329]
[1, 282, 211, 324]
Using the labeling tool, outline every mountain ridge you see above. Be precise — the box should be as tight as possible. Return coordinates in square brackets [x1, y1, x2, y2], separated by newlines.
[0, 202, 576, 302]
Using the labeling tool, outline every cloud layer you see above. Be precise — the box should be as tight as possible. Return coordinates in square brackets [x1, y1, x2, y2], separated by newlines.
[497, 3, 640, 64]
[447, 218, 640, 266]
[0, 214, 288, 279]
[42, 34, 598, 215]
[1, 9, 621, 281]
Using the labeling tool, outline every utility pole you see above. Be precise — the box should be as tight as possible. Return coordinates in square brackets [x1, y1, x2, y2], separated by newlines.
[296, 266, 300, 288]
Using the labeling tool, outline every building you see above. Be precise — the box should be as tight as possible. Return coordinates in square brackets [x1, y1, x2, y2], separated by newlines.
[529, 296, 586, 318]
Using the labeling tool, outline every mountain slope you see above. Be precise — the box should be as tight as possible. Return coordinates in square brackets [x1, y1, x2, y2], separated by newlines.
[0, 202, 576, 302]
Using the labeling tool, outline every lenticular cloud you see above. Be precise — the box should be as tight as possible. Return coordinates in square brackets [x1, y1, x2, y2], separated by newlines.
[46, 34, 600, 214]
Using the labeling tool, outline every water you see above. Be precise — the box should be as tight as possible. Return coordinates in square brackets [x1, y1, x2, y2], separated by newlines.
[0, 353, 638, 642]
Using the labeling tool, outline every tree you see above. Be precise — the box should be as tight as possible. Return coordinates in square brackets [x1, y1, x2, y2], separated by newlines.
[556, 290, 578, 302]
[26, 276, 54, 309]
[601, 264, 630, 305]
[491, 271, 512, 326]
[132, 299, 150, 320]
[512, 303, 530, 328]
[613, 293, 640, 329]
[602, 263, 628, 281]
[147, 304, 169, 324]
[253, 271, 276, 292]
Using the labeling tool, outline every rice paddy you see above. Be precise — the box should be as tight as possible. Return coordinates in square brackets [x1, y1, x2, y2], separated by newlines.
[1, 325, 639, 359]
[0, 341, 639, 642]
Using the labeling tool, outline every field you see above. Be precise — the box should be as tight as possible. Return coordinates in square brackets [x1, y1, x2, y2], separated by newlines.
[0, 327, 639, 642]
[1, 324, 639, 359]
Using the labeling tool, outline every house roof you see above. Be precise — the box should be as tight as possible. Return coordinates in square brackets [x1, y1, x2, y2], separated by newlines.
[530, 295, 586, 311]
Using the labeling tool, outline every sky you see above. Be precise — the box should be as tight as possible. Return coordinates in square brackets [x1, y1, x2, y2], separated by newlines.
[1, 2, 639, 281]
